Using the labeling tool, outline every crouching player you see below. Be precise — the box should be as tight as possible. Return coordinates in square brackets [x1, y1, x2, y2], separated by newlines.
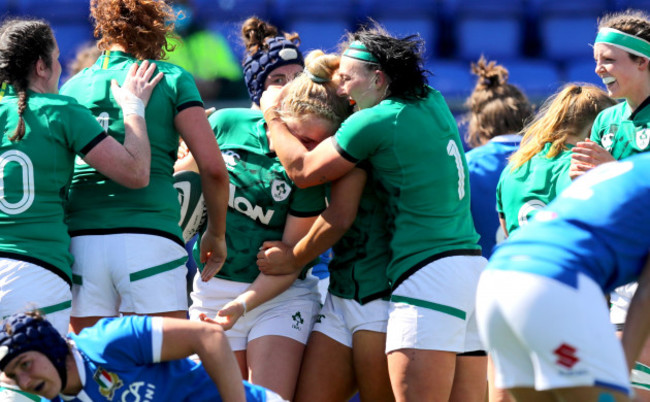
[476, 153, 650, 402]
[0, 312, 285, 401]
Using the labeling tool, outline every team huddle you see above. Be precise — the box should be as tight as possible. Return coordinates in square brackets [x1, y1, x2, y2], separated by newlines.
[0, 0, 649, 401]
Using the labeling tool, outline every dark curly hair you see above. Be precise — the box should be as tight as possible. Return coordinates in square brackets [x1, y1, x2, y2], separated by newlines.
[0, 18, 55, 141]
[341, 22, 428, 100]
[91, 0, 176, 60]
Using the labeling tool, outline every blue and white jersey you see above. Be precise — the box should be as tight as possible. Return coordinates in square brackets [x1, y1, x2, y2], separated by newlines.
[61, 316, 269, 402]
[487, 152, 650, 293]
[466, 135, 521, 258]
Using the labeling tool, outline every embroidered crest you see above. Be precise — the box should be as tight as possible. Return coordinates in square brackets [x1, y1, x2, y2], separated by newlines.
[271, 179, 291, 202]
[636, 128, 650, 150]
[601, 132, 614, 151]
[93, 367, 124, 400]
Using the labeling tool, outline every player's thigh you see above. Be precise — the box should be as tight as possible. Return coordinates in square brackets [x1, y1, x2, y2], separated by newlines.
[295, 331, 356, 402]
[352, 330, 393, 402]
[247, 335, 306, 401]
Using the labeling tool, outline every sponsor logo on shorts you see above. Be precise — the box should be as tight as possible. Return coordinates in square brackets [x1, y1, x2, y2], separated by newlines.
[93, 367, 123, 400]
[554, 343, 579, 369]
[292, 311, 304, 330]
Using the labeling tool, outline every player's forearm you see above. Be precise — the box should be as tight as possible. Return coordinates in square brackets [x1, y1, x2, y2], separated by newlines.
[121, 114, 151, 185]
[196, 326, 246, 402]
[237, 271, 300, 313]
[199, 158, 229, 238]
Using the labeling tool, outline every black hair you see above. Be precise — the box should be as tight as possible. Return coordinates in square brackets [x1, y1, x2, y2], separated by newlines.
[345, 23, 429, 100]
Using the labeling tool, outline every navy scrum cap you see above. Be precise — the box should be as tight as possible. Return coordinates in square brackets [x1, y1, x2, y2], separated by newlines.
[0, 313, 69, 391]
[243, 36, 304, 105]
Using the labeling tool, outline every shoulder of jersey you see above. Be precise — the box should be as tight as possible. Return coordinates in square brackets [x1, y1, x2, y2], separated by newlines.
[173, 170, 207, 243]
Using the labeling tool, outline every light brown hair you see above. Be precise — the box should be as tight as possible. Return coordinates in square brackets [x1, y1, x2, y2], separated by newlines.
[509, 83, 616, 170]
[464, 57, 533, 148]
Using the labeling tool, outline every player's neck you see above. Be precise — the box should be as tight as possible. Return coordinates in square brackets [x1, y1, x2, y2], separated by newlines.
[60, 354, 82, 397]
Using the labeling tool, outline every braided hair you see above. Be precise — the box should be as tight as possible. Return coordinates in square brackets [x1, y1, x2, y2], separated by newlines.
[0, 18, 55, 141]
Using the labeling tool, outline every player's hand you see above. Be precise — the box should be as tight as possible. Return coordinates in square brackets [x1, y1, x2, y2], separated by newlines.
[260, 85, 289, 117]
[198, 300, 245, 330]
[199, 228, 227, 281]
[570, 139, 615, 179]
[113, 60, 163, 109]
[256, 241, 299, 275]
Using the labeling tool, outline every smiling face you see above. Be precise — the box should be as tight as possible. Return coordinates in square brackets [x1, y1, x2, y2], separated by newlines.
[284, 115, 336, 150]
[594, 42, 650, 107]
[2, 351, 61, 399]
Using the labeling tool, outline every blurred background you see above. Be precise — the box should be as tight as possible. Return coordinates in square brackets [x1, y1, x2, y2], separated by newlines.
[0, 0, 643, 140]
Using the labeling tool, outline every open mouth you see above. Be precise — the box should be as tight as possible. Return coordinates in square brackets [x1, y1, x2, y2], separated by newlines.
[34, 382, 44, 393]
[602, 76, 616, 85]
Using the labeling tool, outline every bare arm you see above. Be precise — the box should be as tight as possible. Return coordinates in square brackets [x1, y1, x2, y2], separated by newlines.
[261, 87, 355, 188]
[498, 216, 509, 239]
[622, 254, 650, 370]
[160, 318, 245, 402]
[176, 107, 229, 279]
[84, 60, 163, 189]
[257, 168, 366, 275]
[202, 215, 317, 330]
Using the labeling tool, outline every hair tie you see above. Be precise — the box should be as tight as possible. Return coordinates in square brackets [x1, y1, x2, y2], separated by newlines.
[304, 69, 330, 83]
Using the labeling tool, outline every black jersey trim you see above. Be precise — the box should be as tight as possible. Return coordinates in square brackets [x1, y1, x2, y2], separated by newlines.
[630, 95, 650, 120]
[333, 140, 359, 163]
[358, 288, 391, 305]
[391, 248, 483, 291]
[0, 251, 72, 288]
[177, 100, 204, 113]
[80, 132, 108, 156]
[498, 212, 505, 219]
[457, 350, 487, 357]
[289, 208, 325, 218]
[69, 227, 185, 248]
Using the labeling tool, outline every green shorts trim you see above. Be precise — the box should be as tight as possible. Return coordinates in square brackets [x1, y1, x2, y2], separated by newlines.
[391, 295, 466, 320]
[0, 387, 42, 401]
[129, 256, 187, 282]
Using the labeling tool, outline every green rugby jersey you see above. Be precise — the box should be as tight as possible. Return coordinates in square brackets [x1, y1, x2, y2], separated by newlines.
[61, 51, 203, 245]
[334, 87, 480, 289]
[0, 84, 106, 284]
[591, 98, 650, 160]
[496, 142, 573, 235]
[328, 164, 391, 304]
[194, 108, 326, 283]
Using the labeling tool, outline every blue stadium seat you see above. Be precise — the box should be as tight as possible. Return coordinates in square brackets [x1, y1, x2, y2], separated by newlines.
[374, 17, 438, 58]
[505, 59, 562, 99]
[447, 0, 526, 61]
[456, 17, 523, 61]
[565, 59, 603, 87]
[528, 0, 610, 14]
[17, 0, 90, 23]
[427, 60, 473, 100]
[272, 0, 354, 53]
[540, 16, 598, 61]
[51, 22, 95, 65]
[286, 19, 350, 53]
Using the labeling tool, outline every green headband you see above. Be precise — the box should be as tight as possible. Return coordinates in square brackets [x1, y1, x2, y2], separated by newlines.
[595, 28, 650, 59]
[343, 40, 380, 63]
